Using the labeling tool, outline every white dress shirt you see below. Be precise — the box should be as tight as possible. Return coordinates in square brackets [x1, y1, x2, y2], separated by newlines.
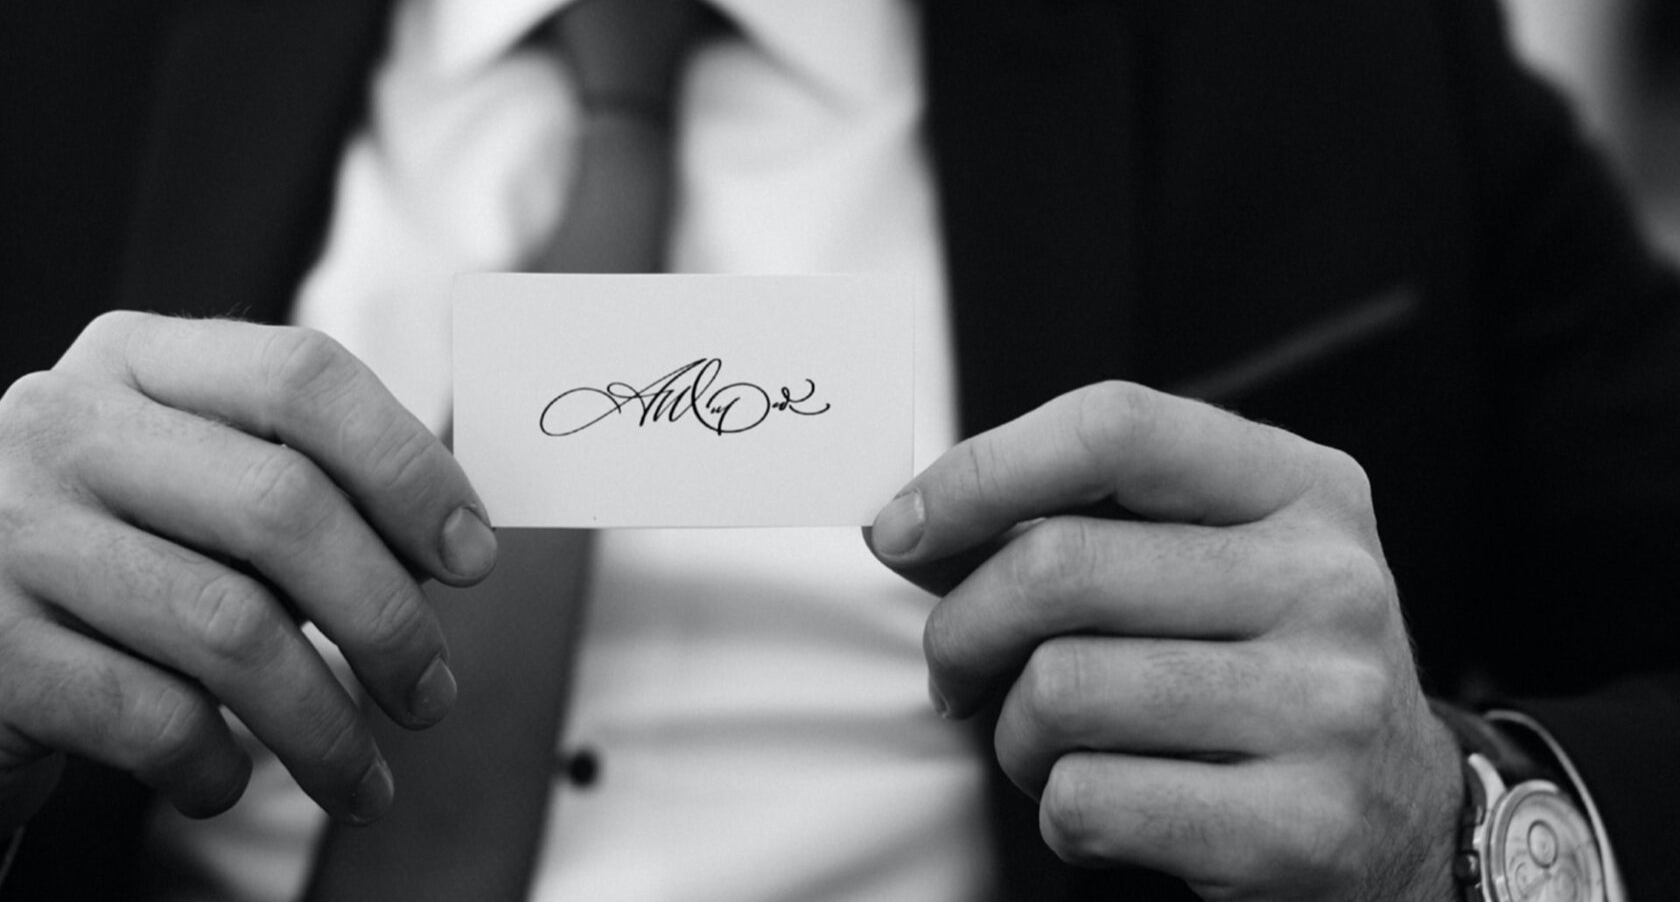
[141, 2, 996, 900]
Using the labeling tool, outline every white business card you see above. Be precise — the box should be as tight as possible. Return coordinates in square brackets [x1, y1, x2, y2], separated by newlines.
[453, 273, 913, 527]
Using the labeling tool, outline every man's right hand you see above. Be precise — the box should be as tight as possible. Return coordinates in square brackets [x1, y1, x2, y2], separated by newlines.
[0, 312, 497, 833]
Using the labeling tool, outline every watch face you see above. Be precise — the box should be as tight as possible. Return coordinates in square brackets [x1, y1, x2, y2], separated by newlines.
[1488, 781, 1605, 902]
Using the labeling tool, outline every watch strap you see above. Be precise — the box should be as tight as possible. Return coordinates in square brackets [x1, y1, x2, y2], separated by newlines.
[1432, 700, 1552, 784]
[1433, 701, 1507, 900]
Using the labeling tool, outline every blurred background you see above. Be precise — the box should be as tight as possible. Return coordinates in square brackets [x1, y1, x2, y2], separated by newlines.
[1501, 0, 1680, 257]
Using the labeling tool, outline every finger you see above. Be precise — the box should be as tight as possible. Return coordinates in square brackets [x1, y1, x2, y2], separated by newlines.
[924, 516, 1388, 716]
[994, 636, 1374, 796]
[871, 381, 1330, 566]
[55, 312, 496, 586]
[861, 496, 1143, 599]
[1038, 753, 1342, 895]
[9, 508, 394, 822]
[53, 376, 453, 731]
[860, 523, 1024, 598]
[0, 616, 253, 820]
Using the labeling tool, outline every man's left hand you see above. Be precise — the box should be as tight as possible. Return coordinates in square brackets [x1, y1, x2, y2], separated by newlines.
[867, 381, 1461, 902]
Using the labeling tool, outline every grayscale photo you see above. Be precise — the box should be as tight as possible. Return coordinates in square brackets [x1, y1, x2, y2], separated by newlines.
[2, 1, 1677, 900]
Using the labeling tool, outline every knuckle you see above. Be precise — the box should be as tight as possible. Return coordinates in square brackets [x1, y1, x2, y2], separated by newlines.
[1319, 446, 1372, 501]
[347, 573, 429, 658]
[1297, 543, 1392, 630]
[298, 697, 370, 775]
[133, 686, 216, 779]
[921, 614, 961, 682]
[1039, 762, 1110, 866]
[0, 371, 77, 453]
[1017, 641, 1091, 740]
[1308, 655, 1394, 741]
[263, 328, 358, 417]
[1305, 445, 1379, 526]
[58, 311, 152, 379]
[1298, 542, 1367, 603]
[951, 436, 1006, 512]
[1323, 550, 1391, 634]
[75, 311, 147, 357]
[0, 371, 63, 420]
[1007, 519, 1096, 617]
[190, 571, 282, 671]
[237, 448, 334, 543]
[364, 416, 438, 497]
[0, 369, 83, 440]
[1071, 380, 1152, 461]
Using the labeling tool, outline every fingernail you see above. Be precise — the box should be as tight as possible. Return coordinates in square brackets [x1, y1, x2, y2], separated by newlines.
[439, 505, 497, 581]
[408, 655, 457, 726]
[348, 755, 394, 824]
[927, 674, 951, 719]
[872, 489, 924, 558]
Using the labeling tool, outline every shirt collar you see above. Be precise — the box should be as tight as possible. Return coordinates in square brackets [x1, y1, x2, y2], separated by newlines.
[717, 0, 909, 106]
[415, 0, 907, 107]
[417, 0, 580, 78]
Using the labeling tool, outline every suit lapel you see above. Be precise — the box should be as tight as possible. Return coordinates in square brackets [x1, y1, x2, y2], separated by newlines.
[1132, 0, 1457, 402]
[117, 0, 393, 325]
[926, 0, 1459, 420]
[923, 0, 1145, 439]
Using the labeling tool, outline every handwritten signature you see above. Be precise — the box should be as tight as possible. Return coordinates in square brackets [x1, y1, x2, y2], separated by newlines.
[540, 358, 832, 436]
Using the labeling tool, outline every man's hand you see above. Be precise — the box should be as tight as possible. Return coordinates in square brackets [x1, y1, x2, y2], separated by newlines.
[868, 382, 1463, 901]
[0, 313, 497, 832]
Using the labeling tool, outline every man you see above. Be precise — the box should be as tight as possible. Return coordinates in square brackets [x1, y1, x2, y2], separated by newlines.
[2, 1, 1678, 900]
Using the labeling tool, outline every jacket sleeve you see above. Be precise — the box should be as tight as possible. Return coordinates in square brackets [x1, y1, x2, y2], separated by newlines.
[1437, 2, 1680, 898]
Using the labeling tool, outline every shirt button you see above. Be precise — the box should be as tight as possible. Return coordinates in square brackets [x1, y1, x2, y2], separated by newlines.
[558, 747, 601, 788]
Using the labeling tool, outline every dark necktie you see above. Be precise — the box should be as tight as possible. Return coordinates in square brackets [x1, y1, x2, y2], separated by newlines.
[305, 2, 701, 899]
[536, 0, 703, 273]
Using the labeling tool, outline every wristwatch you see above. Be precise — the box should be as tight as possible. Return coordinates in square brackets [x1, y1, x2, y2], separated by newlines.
[1432, 702, 1614, 902]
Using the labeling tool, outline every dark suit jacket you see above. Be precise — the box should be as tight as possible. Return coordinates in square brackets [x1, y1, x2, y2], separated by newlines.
[3, 1, 1678, 899]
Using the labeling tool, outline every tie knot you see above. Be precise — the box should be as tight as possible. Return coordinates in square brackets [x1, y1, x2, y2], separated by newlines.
[551, 0, 705, 120]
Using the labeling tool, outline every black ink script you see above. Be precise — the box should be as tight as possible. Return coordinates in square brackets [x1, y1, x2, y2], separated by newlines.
[540, 358, 831, 437]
